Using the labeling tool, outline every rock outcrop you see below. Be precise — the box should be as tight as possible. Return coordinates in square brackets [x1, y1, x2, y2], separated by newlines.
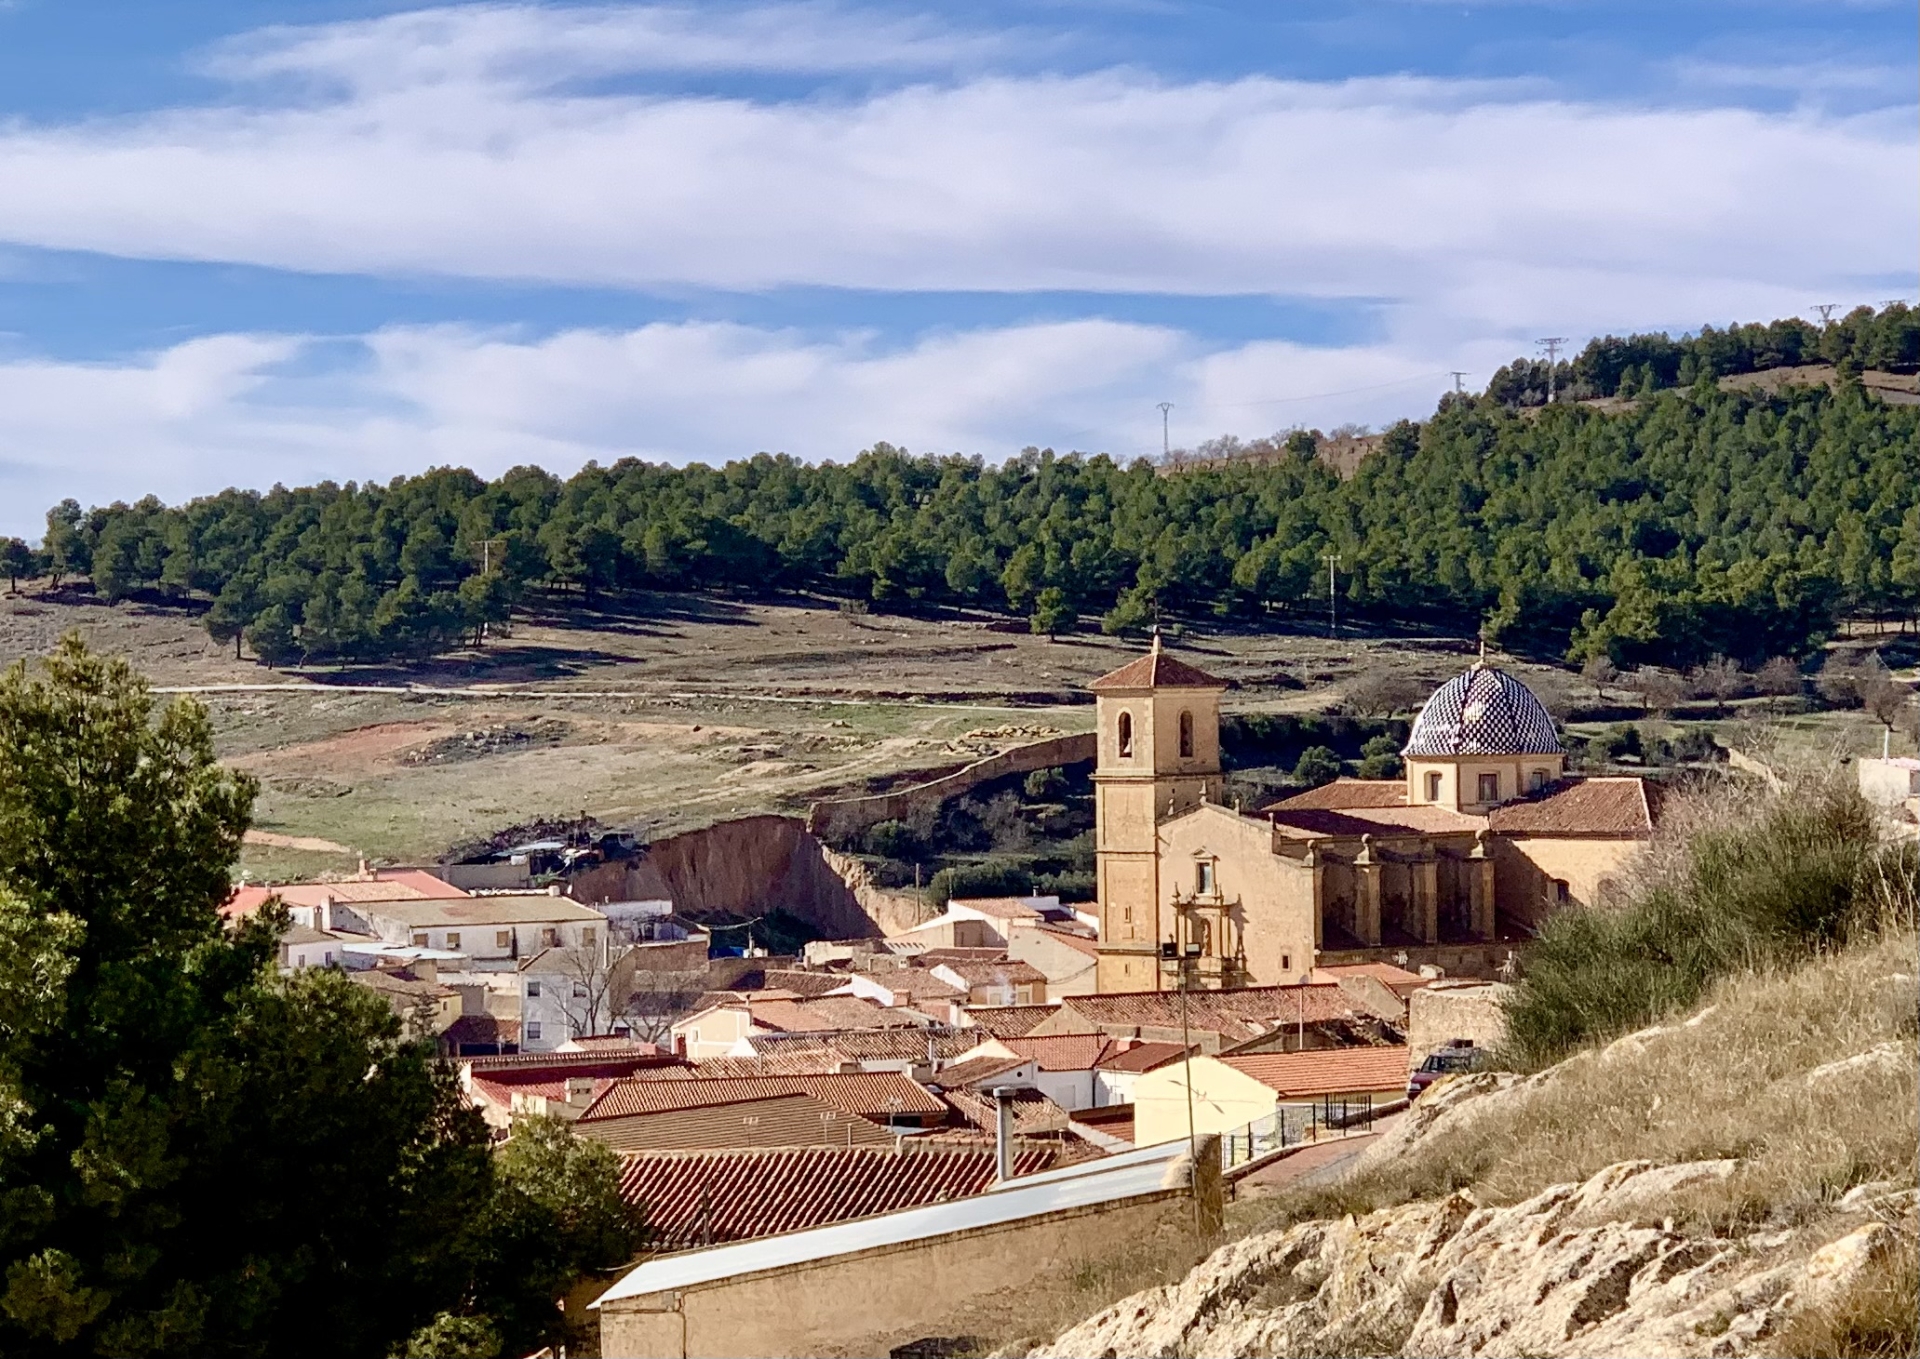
[1029, 1159, 1915, 1359]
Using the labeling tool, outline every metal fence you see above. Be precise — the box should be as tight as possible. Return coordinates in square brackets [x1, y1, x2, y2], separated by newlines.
[1217, 1096, 1377, 1173]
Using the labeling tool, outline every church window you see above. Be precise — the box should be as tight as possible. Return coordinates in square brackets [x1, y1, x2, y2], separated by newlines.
[1117, 711, 1133, 758]
[1179, 710, 1194, 758]
[1197, 861, 1215, 895]
[1281, 954, 1291, 972]
[1477, 773, 1500, 803]
[1424, 771, 1442, 801]
[1529, 768, 1547, 792]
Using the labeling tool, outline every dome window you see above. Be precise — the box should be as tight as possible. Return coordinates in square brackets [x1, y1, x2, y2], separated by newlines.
[1477, 773, 1500, 803]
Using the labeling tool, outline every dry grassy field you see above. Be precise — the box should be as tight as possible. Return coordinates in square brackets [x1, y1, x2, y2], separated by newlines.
[1, 587, 1899, 881]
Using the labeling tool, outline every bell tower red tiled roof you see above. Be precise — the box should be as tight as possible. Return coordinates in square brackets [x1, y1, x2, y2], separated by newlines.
[1088, 636, 1226, 691]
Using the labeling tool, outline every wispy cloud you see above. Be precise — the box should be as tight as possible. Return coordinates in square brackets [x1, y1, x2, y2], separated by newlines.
[203, 2, 1029, 91]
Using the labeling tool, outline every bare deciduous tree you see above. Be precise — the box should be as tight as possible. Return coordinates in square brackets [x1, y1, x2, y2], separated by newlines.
[1691, 655, 1747, 705]
[1630, 668, 1686, 717]
[1752, 656, 1803, 702]
[1581, 655, 1619, 702]
[1342, 671, 1427, 717]
[550, 944, 620, 1041]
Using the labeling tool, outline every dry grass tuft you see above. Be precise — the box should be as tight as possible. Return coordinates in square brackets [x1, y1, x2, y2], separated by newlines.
[1255, 930, 1918, 1231]
[1767, 1230, 1920, 1359]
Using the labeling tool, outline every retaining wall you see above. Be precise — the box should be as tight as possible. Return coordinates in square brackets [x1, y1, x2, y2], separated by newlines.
[805, 733, 1096, 843]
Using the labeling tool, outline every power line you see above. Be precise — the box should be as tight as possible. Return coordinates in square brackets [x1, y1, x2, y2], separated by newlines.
[1536, 338, 1568, 404]
[1449, 371, 1469, 394]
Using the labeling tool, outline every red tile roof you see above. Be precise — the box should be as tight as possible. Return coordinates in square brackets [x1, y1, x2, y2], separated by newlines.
[750, 1029, 987, 1065]
[1263, 779, 1409, 811]
[464, 1048, 677, 1076]
[943, 1085, 1068, 1135]
[932, 958, 1049, 987]
[1487, 777, 1658, 837]
[928, 1054, 1033, 1089]
[1311, 962, 1430, 998]
[998, 1034, 1118, 1072]
[221, 870, 468, 920]
[1094, 1040, 1191, 1073]
[471, 1074, 617, 1111]
[582, 1072, 947, 1122]
[1089, 646, 1227, 691]
[962, 1004, 1061, 1038]
[1267, 804, 1486, 839]
[1073, 1103, 1136, 1144]
[947, 897, 1048, 920]
[1220, 1046, 1411, 1098]
[615, 1144, 1055, 1250]
[688, 1052, 858, 1078]
[1062, 985, 1361, 1042]
[1025, 924, 1100, 957]
[745, 970, 857, 999]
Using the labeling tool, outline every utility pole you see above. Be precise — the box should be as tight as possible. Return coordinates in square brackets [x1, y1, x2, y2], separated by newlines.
[1536, 338, 1568, 404]
[1322, 551, 1341, 637]
[1157, 402, 1174, 460]
[1449, 371, 1469, 395]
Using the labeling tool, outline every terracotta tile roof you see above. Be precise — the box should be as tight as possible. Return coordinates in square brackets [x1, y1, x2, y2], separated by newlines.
[733, 995, 925, 1034]
[961, 1004, 1061, 1038]
[579, 1092, 900, 1152]
[932, 958, 1049, 987]
[747, 969, 857, 999]
[615, 1144, 1055, 1250]
[464, 1049, 677, 1077]
[1073, 1103, 1136, 1144]
[1061, 984, 1360, 1042]
[350, 970, 453, 1001]
[1094, 1040, 1191, 1073]
[1025, 924, 1100, 957]
[927, 1054, 1033, 1089]
[689, 1051, 858, 1077]
[943, 1085, 1068, 1135]
[355, 894, 609, 927]
[750, 1029, 986, 1064]
[1311, 962, 1430, 998]
[1262, 778, 1408, 811]
[471, 1074, 617, 1110]
[1089, 645, 1227, 691]
[1268, 804, 1487, 839]
[221, 870, 467, 920]
[582, 1072, 946, 1122]
[1487, 777, 1658, 837]
[1220, 1046, 1411, 1098]
[947, 896, 1049, 920]
[998, 1034, 1118, 1072]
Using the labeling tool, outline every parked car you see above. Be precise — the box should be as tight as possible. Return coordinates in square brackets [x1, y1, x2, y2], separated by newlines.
[1407, 1041, 1487, 1102]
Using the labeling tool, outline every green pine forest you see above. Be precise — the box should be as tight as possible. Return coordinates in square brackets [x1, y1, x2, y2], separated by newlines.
[16, 306, 1920, 670]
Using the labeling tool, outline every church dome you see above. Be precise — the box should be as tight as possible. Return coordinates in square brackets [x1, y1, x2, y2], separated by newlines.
[1403, 664, 1563, 757]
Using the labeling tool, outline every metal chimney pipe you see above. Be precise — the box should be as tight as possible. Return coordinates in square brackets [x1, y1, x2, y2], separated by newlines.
[993, 1086, 1015, 1183]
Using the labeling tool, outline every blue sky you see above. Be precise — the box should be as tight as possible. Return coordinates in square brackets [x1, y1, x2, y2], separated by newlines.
[0, 0, 1912, 536]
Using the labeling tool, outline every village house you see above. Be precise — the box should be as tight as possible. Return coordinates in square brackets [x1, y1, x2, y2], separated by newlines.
[1089, 641, 1662, 990]
[927, 956, 1049, 1007]
[1131, 1045, 1410, 1147]
[355, 890, 610, 959]
[572, 1072, 948, 1151]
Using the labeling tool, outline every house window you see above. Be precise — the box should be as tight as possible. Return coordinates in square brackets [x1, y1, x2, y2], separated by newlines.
[1425, 771, 1442, 802]
[1529, 769, 1548, 792]
[1117, 711, 1133, 758]
[1196, 861, 1215, 895]
[411, 933, 428, 947]
[444, 932, 460, 950]
[541, 928, 560, 948]
[526, 981, 542, 998]
[496, 930, 511, 948]
[1477, 773, 1500, 803]
[525, 1022, 542, 1042]
[572, 982, 588, 999]
[581, 927, 597, 948]
[1179, 710, 1194, 758]
[1552, 878, 1570, 905]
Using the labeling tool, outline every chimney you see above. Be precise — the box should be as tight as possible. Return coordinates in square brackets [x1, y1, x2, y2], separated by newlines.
[566, 1076, 596, 1109]
[547, 883, 564, 897]
[993, 1086, 1015, 1183]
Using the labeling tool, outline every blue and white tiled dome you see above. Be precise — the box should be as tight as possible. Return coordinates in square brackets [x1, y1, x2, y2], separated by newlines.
[1403, 665, 1563, 757]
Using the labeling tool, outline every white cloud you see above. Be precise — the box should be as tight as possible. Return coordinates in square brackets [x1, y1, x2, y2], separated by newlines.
[0, 4, 1903, 330]
[0, 316, 1483, 536]
[205, 2, 1022, 92]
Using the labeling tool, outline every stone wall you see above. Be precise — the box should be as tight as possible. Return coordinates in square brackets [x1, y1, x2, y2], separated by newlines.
[1406, 979, 1513, 1067]
[597, 1138, 1221, 1359]
[805, 733, 1095, 842]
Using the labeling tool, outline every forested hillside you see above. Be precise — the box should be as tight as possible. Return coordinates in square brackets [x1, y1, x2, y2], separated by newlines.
[13, 311, 1919, 671]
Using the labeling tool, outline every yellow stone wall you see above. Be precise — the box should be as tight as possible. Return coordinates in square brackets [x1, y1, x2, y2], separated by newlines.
[1406, 754, 1566, 812]
[1156, 805, 1318, 986]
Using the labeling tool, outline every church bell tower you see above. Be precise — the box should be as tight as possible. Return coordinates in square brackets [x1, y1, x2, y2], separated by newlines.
[1088, 637, 1226, 993]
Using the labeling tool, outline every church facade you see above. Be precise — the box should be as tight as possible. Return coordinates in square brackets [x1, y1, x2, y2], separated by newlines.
[1090, 644, 1660, 993]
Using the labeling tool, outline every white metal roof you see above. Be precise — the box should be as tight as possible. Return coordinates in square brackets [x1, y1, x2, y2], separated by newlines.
[593, 1138, 1191, 1307]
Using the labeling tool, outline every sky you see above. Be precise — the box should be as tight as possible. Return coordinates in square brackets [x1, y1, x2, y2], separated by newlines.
[0, 1, 1912, 537]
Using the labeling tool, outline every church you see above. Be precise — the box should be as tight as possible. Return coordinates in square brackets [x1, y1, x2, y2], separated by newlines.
[1089, 640, 1661, 992]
